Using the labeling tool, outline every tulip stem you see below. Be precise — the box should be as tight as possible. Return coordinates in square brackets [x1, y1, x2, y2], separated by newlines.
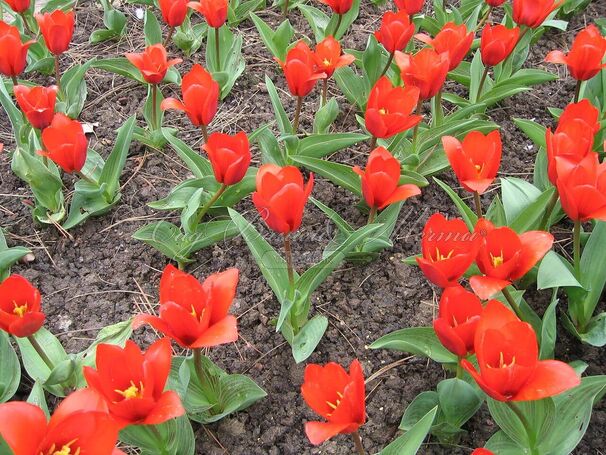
[352, 431, 365, 455]
[412, 100, 423, 155]
[501, 287, 522, 320]
[573, 220, 581, 278]
[476, 67, 489, 101]
[200, 124, 209, 142]
[321, 78, 328, 107]
[369, 136, 377, 150]
[473, 191, 483, 218]
[151, 84, 159, 130]
[54, 55, 62, 93]
[506, 401, 538, 454]
[367, 206, 377, 224]
[293, 96, 303, 132]
[432, 90, 444, 127]
[283, 234, 295, 291]
[538, 191, 558, 231]
[214, 27, 221, 71]
[20, 13, 34, 36]
[573, 80, 582, 103]
[456, 361, 463, 379]
[476, 6, 492, 31]
[379, 51, 394, 78]
[27, 334, 54, 372]
[11, 75, 18, 87]
[163, 26, 175, 47]
[334, 13, 343, 36]
[194, 184, 227, 226]
[282, 0, 289, 16]
[150, 425, 169, 455]
[76, 171, 98, 185]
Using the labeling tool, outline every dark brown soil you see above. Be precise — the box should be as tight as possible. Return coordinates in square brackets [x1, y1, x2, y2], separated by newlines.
[1, 0, 605, 454]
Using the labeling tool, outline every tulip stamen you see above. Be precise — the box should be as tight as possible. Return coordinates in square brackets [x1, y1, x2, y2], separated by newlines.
[190, 305, 206, 321]
[12, 301, 28, 317]
[490, 250, 504, 267]
[46, 439, 80, 455]
[379, 108, 388, 115]
[474, 163, 483, 174]
[326, 391, 344, 414]
[434, 248, 454, 262]
[115, 380, 145, 400]
[498, 351, 516, 368]
[323, 58, 332, 67]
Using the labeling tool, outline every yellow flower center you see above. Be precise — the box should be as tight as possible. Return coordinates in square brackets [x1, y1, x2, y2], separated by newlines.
[490, 251, 504, 268]
[115, 380, 144, 400]
[13, 301, 28, 317]
[475, 163, 483, 174]
[490, 351, 516, 369]
[326, 391, 344, 415]
[45, 440, 80, 455]
[323, 58, 331, 66]
[434, 248, 454, 262]
[379, 108, 388, 115]
[190, 305, 206, 321]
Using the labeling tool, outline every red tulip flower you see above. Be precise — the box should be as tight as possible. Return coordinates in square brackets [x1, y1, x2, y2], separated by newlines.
[301, 360, 366, 445]
[0, 274, 44, 337]
[126, 44, 182, 85]
[470, 219, 553, 299]
[202, 131, 251, 186]
[472, 450, 495, 455]
[161, 64, 219, 128]
[318, 0, 353, 14]
[5, 0, 30, 13]
[0, 21, 34, 78]
[188, 0, 228, 28]
[35, 10, 75, 55]
[365, 76, 422, 139]
[353, 147, 421, 211]
[556, 152, 606, 222]
[485, 0, 505, 5]
[277, 41, 326, 98]
[374, 11, 415, 54]
[512, 0, 561, 28]
[395, 48, 450, 100]
[313, 36, 355, 79]
[558, 98, 600, 134]
[433, 286, 484, 357]
[83, 338, 185, 426]
[13, 84, 57, 130]
[39, 113, 88, 173]
[394, 0, 424, 15]
[545, 24, 606, 81]
[252, 164, 314, 234]
[134, 265, 239, 349]
[415, 22, 474, 71]
[481, 24, 521, 67]
[416, 213, 481, 288]
[462, 300, 580, 401]
[0, 389, 120, 455]
[442, 130, 502, 195]
[158, 0, 188, 27]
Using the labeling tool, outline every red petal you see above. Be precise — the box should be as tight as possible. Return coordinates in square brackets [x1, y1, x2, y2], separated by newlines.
[0, 401, 47, 454]
[469, 275, 511, 300]
[512, 360, 580, 401]
[190, 315, 238, 348]
[304, 421, 352, 445]
[142, 391, 185, 425]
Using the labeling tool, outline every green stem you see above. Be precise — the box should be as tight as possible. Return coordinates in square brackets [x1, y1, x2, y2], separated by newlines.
[506, 401, 538, 455]
[476, 6, 492, 30]
[432, 90, 444, 127]
[282, 0, 289, 16]
[473, 191, 483, 218]
[412, 99, 423, 154]
[194, 184, 227, 226]
[476, 66, 489, 101]
[11, 75, 18, 86]
[54, 55, 62, 93]
[456, 360, 463, 379]
[200, 123, 209, 142]
[151, 84, 158, 130]
[538, 191, 558, 231]
[573, 220, 581, 279]
[163, 26, 175, 47]
[321, 78, 328, 107]
[334, 13, 343, 36]
[20, 12, 34, 36]
[352, 431, 365, 455]
[293, 96, 303, 132]
[177, 261, 186, 271]
[76, 171, 98, 185]
[369, 136, 377, 150]
[574, 80, 582, 103]
[27, 335, 54, 372]
[214, 26, 221, 71]
[150, 426, 169, 455]
[283, 234, 295, 292]
[502, 287, 522, 320]
[367, 206, 377, 224]
[379, 51, 394, 78]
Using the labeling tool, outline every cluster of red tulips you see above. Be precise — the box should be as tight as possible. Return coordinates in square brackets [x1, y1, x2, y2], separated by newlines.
[1, 0, 606, 452]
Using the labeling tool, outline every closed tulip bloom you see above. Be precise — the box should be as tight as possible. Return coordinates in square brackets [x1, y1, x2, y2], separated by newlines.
[134, 265, 239, 349]
[0, 389, 120, 455]
[374, 11, 415, 54]
[35, 10, 75, 55]
[481, 24, 520, 67]
[188, 0, 228, 28]
[462, 300, 580, 401]
[202, 131, 251, 186]
[433, 286, 483, 357]
[252, 164, 314, 234]
[557, 99, 600, 134]
[442, 130, 502, 195]
[416, 213, 481, 288]
[365, 76, 422, 139]
[158, 0, 188, 27]
[512, 0, 561, 28]
[394, 0, 424, 15]
[353, 147, 421, 210]
[545, 25, 606, 81]
[161, 64, 219, 127]
[395, 48, 450, 100]
[5, 0, 30, 13]
[470, 219, 553, 299]
[84, 338, 185, 426]
[546, 119, 595, 185]
[126, 44, 182, 85]
[39, 113, 88, 173]
[313, 36, 355, 78]
[415, 22, 474, 71]
[556, 152, 606, 222]
[301, 360, 365, 445]
[0, 274, 44, 337]
[13, 85, 57, 130]
[0, 21, 34, 78]
[277, 41, 326, 97]
[485, 0, 505, 5]
[317, 0, 353, 14]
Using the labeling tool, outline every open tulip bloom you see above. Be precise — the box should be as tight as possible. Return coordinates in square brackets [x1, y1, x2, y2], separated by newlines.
[0, 274, 44, 338]
[313, 36, 355, 104]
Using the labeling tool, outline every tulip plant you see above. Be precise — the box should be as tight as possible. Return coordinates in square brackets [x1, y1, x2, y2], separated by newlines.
[1, 0, 606, 453]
